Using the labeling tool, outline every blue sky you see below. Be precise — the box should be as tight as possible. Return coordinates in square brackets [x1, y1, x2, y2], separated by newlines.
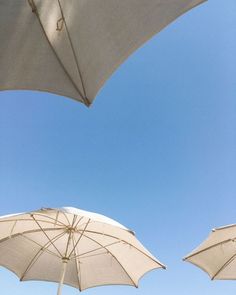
[0, 0, 236, 294]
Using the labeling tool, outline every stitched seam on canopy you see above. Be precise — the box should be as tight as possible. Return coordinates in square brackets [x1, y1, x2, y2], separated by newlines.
[57, 0, 90, 106]
[27, 0, 88, 105]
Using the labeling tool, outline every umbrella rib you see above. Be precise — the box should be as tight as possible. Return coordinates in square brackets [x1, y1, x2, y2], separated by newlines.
[20, 230, 67, 281]
[74, 216, 84, 230]
[0, 217, 66, 227]
[79, 229, 164, 267]
[27, 0, 88, 105]
[81, 233, 138, 287]
[54, 211, 59, 227]
[0, 228, 64, 245]
[70, 241, 122, 260]
[60, 211, 71, 226]
[68, 219, 90, 258]
[31, 214, 63, 258]
[9, 220, 17, 238]
[212, 252, 236, 280]
[57, 0, 90, 106]
[79, 251, 110, 260]
[72, 233, 82, 291]
[184, 239, 233, 260]
[20, 233, 62, 259]
[64, 215, 77, 258]
[31, 213, 68, 227]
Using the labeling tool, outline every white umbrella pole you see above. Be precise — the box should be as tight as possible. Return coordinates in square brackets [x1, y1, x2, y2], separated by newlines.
[57, 260, 68, 295]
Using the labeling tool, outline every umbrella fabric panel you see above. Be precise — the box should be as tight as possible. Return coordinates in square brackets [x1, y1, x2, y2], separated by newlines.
[79, 251, 134, 290]
[0, 0, 206, 104]
[185, 240, 236, 279]
[186, 225, 236, 255]
[0, 235, 42, 278]
[0, 207, 166, 292]
[99, 240, 162, 284]
[60, 0, 206, 101]
[184, 225, 236, 262]
[33, 0, 85, 97]
[22, 252, 79, 289]
[22, 229, 70, 257]
[0, 1, 84, 103]
[83, 226, 159, 262]
[184, 225, 236, 279]
[0, 213, 65, 241]
[215, 258, 236, 280]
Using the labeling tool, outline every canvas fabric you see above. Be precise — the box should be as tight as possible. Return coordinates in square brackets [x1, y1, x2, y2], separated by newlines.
[184, 224, 236, 280]
[0, 0, 206, 105]
[0, 207, 165, 290]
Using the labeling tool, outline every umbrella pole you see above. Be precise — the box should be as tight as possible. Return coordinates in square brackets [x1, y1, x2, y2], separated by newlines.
[57, 259, 68, 295]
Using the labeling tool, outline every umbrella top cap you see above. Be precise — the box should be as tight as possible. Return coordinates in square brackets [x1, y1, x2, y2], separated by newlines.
[40, 206, 132, 233]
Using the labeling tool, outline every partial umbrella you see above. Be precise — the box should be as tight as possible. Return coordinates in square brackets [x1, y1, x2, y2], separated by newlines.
[0, 207, 165, 294]
[0, 0, 206, 106]
[184, 224, 236, 280]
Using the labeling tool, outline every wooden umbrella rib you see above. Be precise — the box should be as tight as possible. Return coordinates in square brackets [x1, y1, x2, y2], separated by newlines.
[79, 251, 110, 260]
[74, 216, 84, 229]
[32, 212, 68, 227]
[70, 240, 121, 260]
[60, 211, 71, 227]
[184, 239, 233, 260]
[72, 233, 82, 291]
[212, 252, 236, 280]
[0, 227, 64, 245]
[9, 220, 17, 238]
[0, 217, 66, 227]
[54, 211, 59, 227]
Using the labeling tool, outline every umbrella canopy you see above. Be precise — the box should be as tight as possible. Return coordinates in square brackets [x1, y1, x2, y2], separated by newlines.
[0, 207, 165, 294]
[184, 224, 236, 280]
[0, 0, 206, 106]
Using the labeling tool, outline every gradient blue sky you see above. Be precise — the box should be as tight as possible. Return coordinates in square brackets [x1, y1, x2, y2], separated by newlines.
[0, 1, 236, 294]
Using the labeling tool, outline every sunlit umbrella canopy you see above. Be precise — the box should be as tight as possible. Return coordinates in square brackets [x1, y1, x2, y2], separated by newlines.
[184, 224, 236, 280]
[0, 0, 206, 106]
[0, 207, 165, 294]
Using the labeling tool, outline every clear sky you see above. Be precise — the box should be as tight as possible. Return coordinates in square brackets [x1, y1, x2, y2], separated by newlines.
[0, 0, 236, 294]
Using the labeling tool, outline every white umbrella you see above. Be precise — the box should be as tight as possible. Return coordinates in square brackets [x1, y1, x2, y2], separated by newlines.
[0, 207, 165, 294]
[0, 0, 206, 106]
[184, 224, 236, 280]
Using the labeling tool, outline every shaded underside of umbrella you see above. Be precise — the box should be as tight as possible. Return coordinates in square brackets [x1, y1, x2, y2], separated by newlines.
[184, 224, 236, 280]
[0, 0, 206, 106]
[0, 207, 165, 293]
